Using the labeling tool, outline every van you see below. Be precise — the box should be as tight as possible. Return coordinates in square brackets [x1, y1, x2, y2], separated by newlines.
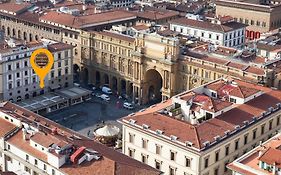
[101, 86, 112, 95]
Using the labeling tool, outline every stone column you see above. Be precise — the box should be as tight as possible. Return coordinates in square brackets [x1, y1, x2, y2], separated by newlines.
[117, 78, 122, 95]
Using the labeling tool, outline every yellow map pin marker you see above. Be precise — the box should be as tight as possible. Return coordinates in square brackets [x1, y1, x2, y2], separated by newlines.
[30, 48, 54, 89]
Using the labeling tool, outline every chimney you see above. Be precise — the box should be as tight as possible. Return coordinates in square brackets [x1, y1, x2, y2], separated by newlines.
[82, 5, 87, 11]
[22, 129, 28, 140]
[272, 162, 277, 175]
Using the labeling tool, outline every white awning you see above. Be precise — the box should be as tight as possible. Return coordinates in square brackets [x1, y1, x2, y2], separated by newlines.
[94, 125, 120, 137]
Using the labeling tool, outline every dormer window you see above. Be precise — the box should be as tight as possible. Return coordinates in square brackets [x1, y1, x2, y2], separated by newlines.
[230, 97, 236, 103]
[211, 92, 217, 98]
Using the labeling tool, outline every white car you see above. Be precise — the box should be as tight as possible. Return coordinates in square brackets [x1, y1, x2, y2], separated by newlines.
[100, 94, 110, 102]
[74, 83, 80, 87]
[101, 86, 112, 95]
[123, 102, 134, 110]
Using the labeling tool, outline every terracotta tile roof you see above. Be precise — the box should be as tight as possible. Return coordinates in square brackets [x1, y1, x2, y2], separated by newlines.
[227, 163, 257, 175]
[7, 131, 48, 162]
[228, 133, 281, 174]
[244, 66, 265, 75]
[170, 18, 247, 33]
[48, 42, 74, 52]
[207, 79, 260, 98]
[192, 94, 233, 112]
[1, 102, 161, 175]
[134, 7, 179, 21]
[258, 148, 281, 168]
[0, 118, 17, 138]
[30, 132, 67, 148]
[94, 31, 135, 42]
[0, 2, 32, 14]
[39, 10, 136, 29]
[122, 79, 281, 150]
[132, 25, 150, 31]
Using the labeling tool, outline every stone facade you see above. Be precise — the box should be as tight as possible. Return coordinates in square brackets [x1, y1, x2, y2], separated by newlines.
[81, 31, 179, 104]
[216, 0, 281, 33]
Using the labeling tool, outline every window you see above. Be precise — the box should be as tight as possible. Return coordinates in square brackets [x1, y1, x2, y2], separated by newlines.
[170, 151, 176, 161]
[24, 61, 28, 67]
[245, 19, 249, 24]
[142, 139, 147, 149]
[239, 18, 243, 23]
[16, 72, 20, 78]
[251, 20, 254, 25]
[25, 71, 28, 76]
[262, 22, 266, 27]
[253, 129, 257, 140]
[156, 144, 161, 155]
[43, 164, 47, 171]
[128, 148, 134, 158]
[277, 116, 280, 125]
[186, 157, 191, 167]
[216, 35, 219, 40]
[7, 144, 10, 150]
[58, 62, 61, 68]
[16, 63, 19, 69]
[8, 74, 12, 80]
[209, 34, 212, 39]
[26, 155, 29, 161]
[65, 68, 68, 75]
[269, 120, 273, 130]
[224, 161, 229, 172]
[211, 92, 216, 97]
[8, 65, 11, 71]
[225, 146, 229, 156]
[35, 159, 38, 166]
[155, 161, 161, 170]
[52, 169, 55, 175]
[256, 21, 260, 26]
[261, 124, 265, 134]
[215, 151, 219, 162]
[58, 70, 61, 77]
[58, 52, 61, 60]
[235, 140, 239, 150]
[214, 167, 219, 175]
[201, 32, 204, 37]
[169, 167, 175, 175]
[204, 157, 209, 168]
[25, 166, 31, 173]
[244, 134, 248, 145]
[230, 98, 236, 103]
[141, 154, 147, 163]
[129, 133, 134, 143]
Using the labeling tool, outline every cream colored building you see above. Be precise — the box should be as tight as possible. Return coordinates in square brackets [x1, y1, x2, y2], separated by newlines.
[216, 0, 281, 38]
[81, 28, 281, 104]
[0, 102, 161, 175]
[0, 39, 73, 102]
[0, 2, 137, 68]
[119, 78, 281, 175]
[81, 30, 179, 104]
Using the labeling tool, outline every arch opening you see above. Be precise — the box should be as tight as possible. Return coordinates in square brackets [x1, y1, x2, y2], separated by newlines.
[144, 69, 163, 104]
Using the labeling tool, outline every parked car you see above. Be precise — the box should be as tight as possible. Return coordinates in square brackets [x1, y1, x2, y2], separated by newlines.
[123, 102, 134, 110]
[95, 93, 102, 98]
[101, 86, 112, 95]
[74, 83, 80, 87]
[100, 94, 110, 102]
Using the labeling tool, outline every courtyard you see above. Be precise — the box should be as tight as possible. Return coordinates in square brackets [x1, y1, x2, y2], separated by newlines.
[44, 89, 147, 137]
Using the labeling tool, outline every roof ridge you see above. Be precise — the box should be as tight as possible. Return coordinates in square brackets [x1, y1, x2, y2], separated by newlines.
[236, 85, 245, 98]
[193, 126, 201, 149]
